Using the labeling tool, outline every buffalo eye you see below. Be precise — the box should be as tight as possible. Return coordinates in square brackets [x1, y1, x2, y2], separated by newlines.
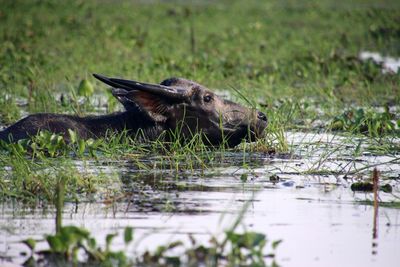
[203, 95, 212, 103]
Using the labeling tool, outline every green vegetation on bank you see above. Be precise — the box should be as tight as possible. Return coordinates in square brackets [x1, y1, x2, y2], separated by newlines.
[0, 0, 399, 133]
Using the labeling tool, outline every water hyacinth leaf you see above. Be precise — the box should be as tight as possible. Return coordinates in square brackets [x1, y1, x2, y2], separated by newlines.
[57, 136, 64, 145]
[77, 139, 85, 155]
[226, 231, 266, 249]
[86, 138, 95, 147]
[244, 232, 266, 248]
[88, 237, 97, 250]
[272, 239, 283, 249]
[106, 233, 118, 251]
[68, 226, 90, 239]
[46, 235, 64, 253]
[124, 227, 133, 245]
[351, 182, 373, 192]
[167, 241, 183, 250]
[107, 251, 128, 264]
[380, 184, 393, 193]
[22, 238, 36, 251]
[226, 231, 239, 244]
[16, 141, 27, 154]
[77, 79, 94, 97]
[155, 245, 167, 257]
[68, 129, 77, 144]
[165, 257, 181, 265]
[86, 138, 100, 157]
[59, 226, 88, 247]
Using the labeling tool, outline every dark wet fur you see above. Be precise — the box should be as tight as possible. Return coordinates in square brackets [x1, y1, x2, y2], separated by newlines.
[0, 111, 162, 143]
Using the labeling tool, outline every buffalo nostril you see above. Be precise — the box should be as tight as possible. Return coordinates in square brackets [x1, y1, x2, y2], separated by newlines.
[257, 111, 267, 122]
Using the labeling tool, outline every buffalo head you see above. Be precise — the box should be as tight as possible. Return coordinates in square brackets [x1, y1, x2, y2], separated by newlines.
[93, 74, 267, 147]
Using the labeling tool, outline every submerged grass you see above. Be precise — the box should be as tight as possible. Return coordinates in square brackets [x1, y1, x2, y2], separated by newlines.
[357, 200, 400, 209]
[0, 128, 275, 204]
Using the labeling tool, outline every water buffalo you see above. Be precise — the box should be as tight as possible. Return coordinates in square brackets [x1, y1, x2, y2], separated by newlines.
[0, 74, 267, 147]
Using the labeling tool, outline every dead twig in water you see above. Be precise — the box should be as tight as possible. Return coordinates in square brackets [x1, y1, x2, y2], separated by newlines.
[372, 168, 379, 255]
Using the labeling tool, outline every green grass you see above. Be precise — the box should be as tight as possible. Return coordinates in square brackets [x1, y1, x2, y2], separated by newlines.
[0, 0, 399, 125]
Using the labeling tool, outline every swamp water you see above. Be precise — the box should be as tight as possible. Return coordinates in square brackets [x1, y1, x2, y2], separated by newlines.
[0, 131, 399, 266]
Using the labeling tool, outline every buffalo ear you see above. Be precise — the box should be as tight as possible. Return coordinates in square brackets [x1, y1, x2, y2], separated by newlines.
[111, 89, 138, 111]
[112, 88, 169, 122]
[130, 91, 170, 122]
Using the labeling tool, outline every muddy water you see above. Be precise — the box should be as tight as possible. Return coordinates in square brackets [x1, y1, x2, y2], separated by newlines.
[0, 132, 399, 266]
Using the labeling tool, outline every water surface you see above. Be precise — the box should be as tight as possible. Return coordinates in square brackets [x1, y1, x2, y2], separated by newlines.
[0, 131, 399, 266]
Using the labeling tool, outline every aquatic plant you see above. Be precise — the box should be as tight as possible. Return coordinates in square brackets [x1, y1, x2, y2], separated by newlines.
[21, 178, 280, 267]
[23, 224, 280, 267]
[330, 107, 399, 136]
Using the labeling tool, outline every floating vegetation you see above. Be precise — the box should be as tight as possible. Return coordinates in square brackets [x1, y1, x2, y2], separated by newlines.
[21, 181, 280, 267]
[330, 107, 399, 136]
[350, 181, 393, 193]
[23, 225, 280, 267]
